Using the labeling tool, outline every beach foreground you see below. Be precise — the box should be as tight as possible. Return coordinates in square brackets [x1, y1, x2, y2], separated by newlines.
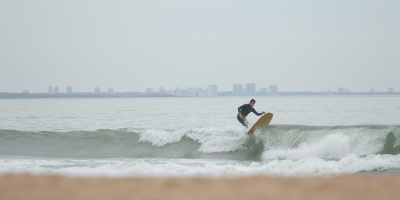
[0, 174, 399, 200]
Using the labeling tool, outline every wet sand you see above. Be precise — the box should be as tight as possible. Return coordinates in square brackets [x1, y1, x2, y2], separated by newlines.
[0, 174, 399, 200]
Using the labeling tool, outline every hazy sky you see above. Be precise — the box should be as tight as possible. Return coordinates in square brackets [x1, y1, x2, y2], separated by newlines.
[1, 0, 399, 93]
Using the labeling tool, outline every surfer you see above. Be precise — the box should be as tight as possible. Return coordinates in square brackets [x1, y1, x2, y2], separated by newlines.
[237, 99, 265, 128]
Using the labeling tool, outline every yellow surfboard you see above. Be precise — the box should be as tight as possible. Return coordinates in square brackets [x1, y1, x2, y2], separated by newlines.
[246, 112, 273, 135]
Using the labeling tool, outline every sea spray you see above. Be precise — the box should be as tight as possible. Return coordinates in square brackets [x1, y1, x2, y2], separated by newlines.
[262, 134, 351, 160]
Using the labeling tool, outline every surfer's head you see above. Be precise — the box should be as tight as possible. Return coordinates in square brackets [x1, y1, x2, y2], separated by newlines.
[249, 99, 256, 107]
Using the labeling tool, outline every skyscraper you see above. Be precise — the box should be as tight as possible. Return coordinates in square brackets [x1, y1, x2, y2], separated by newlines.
[67, 86, 72, 94]
[207, 85, 218, 96]
[268, 85, 279, 95]
[146, 87, 154, 94]
[260, 87, 268, 95]
[245, 83, 256, 96]
[233, 84, 243, 96]
[94, 87, 100, 93]
[158, 87, 165, 94]
[53, 86, 59, 94]
[48, 85, 53, 94]
[337, 87, 349, 94]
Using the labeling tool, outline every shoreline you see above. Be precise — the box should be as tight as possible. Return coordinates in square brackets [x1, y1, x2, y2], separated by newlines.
[1, 174, 399, 200]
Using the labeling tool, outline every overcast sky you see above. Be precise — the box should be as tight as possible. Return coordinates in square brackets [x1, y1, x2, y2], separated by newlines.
[1, 0, 399, 93]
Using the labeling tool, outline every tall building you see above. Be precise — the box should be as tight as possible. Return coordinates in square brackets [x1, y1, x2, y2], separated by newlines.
[260, 87, 268, 95]
[369, 88, 375, 93]
[268, 85, 279, 95]
[174, 87, 187, 96]
[185, 87, 198, 96]
[94, 87, 100, 93]
[53, 86, 59, 94]
[337, 87, 350, 94]
[233, 84, 243, 96]
[388, 87, 394, 93]
[198, 88, 207, 97]
[207, 85, 218, 96]
[48, 85, 53, 94]
[158, 87, 165, 94]
[108, 88, 114, 93]
[245, 83, 256, 96]
[67, 86, 72, 94]
[146, 87, 154, 94]
[166, 90, 174, 96]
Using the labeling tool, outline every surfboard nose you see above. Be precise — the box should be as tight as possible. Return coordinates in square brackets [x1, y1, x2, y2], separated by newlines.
[246, 112, 273, 135]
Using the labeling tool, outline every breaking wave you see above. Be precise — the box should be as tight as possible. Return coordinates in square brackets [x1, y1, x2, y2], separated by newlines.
[1, 124, 399, 161]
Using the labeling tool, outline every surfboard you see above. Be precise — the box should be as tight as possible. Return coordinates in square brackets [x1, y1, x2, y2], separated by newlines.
[246, 112, 273, 135]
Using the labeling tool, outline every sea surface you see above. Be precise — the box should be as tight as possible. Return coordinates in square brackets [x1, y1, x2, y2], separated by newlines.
[0, 96, 399, 177]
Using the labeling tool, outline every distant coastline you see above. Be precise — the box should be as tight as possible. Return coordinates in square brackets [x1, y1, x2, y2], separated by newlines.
[1, 91, 399, 99]
[0, 92, 173, 99]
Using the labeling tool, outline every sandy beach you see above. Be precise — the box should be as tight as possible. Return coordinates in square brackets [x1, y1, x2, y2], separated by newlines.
[1, 174, 399, 200]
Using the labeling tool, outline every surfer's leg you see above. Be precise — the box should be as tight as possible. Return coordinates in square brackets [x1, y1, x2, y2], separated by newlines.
[237, 114, 248, 128]
[243, 118, 249, 128]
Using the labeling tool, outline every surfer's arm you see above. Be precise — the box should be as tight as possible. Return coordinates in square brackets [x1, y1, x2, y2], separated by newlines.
[252, 109, 265, 116]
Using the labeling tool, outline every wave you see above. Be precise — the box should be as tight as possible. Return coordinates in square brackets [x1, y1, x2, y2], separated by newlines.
[2, 155, 400, 176]
[0, 125, 399, 161]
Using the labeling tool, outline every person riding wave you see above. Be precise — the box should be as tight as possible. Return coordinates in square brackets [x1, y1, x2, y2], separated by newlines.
[237, 99, 265, 128]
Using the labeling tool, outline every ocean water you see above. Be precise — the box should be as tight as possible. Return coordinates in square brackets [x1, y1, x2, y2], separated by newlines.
[0, 96, 399, 177]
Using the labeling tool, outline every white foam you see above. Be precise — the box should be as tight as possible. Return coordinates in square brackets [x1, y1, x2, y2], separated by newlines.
[137, 128, 187, 146]
[1, 154, 399, 177]
[133, 126, 248, 153]
[186, 126, 247, 153]
[263, 134, 351, 160]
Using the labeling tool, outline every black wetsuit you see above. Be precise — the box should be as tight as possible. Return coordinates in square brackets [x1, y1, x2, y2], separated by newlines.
[237, 104, 264, 128]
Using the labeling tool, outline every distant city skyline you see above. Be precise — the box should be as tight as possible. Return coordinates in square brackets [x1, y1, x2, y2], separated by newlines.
[1, 83, 398, 99]
[1, 81, 399, 94]
[22, 84, 397, 95]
